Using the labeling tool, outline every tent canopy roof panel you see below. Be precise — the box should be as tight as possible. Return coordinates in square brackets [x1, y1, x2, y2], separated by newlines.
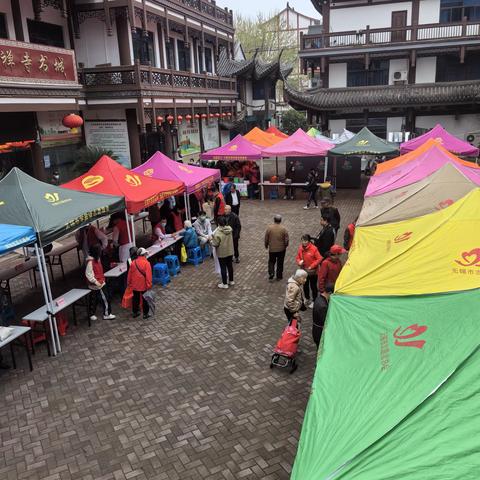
[200, 134, 263, 161]
[262, 128, 333, 157]
[330, 127, 398, 156]
[0, 224, 36, 254]
[244, 127, 283, 148]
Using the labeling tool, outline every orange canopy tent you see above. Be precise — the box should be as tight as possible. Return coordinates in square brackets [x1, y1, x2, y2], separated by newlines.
[266, 126, 289, 139]
[375, 138, 480, 175]
[62, 155, 185, 214]
[244, 127, 283, 148]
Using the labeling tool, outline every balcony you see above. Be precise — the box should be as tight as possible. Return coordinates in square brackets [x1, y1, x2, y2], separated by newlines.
[78, 64, 237, 99]
[168, 0, 233, 27]
[300, 20, 480, 58]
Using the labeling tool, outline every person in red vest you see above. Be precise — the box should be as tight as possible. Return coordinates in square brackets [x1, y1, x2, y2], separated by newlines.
[112, 215, 133, 262]
[76, 224, 108, 260]
[127, 247, 153, 319]
[318, 244, 346, 293]
[343, 219, 357, 251]
[85, 245, 115, 321]
[213, 187, 226, 223]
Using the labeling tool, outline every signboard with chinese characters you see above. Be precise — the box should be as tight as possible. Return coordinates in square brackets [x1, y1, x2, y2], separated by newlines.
[202, 119, 219, 151]
[178, 123, 201, 158]
[84, 120, 131, 168]
[0, 39, 77, 84]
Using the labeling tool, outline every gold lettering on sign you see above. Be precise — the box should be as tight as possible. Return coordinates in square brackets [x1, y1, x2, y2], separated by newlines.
[39, 54, 48, 72]
[0, 50, 15, 68]
[21, 52, 32, 72]
[54, 57, 66, 77]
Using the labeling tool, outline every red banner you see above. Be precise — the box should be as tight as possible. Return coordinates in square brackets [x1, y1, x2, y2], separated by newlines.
[0, 39, 77, 84]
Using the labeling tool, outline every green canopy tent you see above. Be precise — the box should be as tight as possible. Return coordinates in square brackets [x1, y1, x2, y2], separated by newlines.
[0, 168, 125, 354]
[291, 290, 480, 479]
[329, 127, 398, 156]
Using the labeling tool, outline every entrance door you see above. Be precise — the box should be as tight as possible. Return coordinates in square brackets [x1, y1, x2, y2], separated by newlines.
[391, 11, 407, 42]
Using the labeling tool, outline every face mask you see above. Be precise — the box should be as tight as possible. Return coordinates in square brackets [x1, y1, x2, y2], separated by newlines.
[199, 216, 206, 221]
[161, 222, 167, 227]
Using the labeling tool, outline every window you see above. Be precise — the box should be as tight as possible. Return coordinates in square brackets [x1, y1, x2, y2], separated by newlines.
[436, 52, 480, 81]
[177, 39, 190, 72]
[252, 80, 276, 100]
[166, 38, 175, 69]
[205, 47, 213, 73]
[132, 28, 154, 66]
[27, 19, 64, 47]
[347, 59, 389, 87]
[440, 0, 480, 22]
[346, 117, 387, 139]
[0, 14, 8, 39]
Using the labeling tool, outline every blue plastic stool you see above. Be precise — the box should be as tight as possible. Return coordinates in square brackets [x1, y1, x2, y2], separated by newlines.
[164, 255, 180, 276]
[187, 246, 203, 266]
[153, 263, 170, 286]
[201, 242, 211, 260]
[270, 188, 279, 200]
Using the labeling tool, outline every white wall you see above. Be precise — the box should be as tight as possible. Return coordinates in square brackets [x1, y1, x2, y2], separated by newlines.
[419, 0, 440, 24]
[330, 2, 412, 32]
[415, 56, 436, 83]
[0, 0, 14, 39]
[329, 119, 346, 134]
[74, 18, 121, 67]
[387, 117, 404, 133]
[329, 63, 347, 88]
[389, 58, 408, 84]
[416, 115, 480, 137]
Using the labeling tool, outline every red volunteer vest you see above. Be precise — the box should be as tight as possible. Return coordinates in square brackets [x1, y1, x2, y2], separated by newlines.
[88, 258, 105, 285]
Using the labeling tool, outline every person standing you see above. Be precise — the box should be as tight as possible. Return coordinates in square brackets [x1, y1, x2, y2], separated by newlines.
[284, 269, 308, 323]
[318, 245, 346, 293]
[213, 187, 226, 223]
[127, 247, 153, 319]
[76, 224, 108, 260]
[296, 234, 322, 308]
[303, 168, 319, 210]
[224, 205, 241, 263]
[85, 245, 115, 321]
[193, 211, 213, 248]
[210, 216, 234, 289]
[225, 184, 241, 216]
[284, 160, 295, 200]
[312, 283, 334, 349]
[320, 198, 341, 236]
[247, 162, 260, 199]
[264, 214, 289, 281]
[148, 203, 162, 233]
[343, 219, 356, 251]
[314, 215, 336, 258]
[112, 215, 133, 262]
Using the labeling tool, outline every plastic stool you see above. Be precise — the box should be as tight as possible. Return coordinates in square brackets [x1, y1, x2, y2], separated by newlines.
[153, 263, 170, 286]
[201, 242, 211, 260]
[164, 255, 180, 276]
[270, 188, 279, 200]
[187, 246, 203, 266]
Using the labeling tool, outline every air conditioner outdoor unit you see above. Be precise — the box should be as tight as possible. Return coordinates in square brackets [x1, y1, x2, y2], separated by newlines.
[393, 70, 408, 82]
[465, 131, 480, 146]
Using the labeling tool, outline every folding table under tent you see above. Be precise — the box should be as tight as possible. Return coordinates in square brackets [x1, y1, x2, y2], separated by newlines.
[132, 151, 220, 220]
[400, 123, 479, 156]
[0, 167, 125, 354]
[62, 155, 185, 246]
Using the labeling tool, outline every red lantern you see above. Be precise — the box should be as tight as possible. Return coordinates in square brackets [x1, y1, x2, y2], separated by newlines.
[167, 114, 174, 124]
[194, 114, 200, 120]
[215, 113, 220, 118]
[221, 113, 226, 118]
[156, 115, 164, 125]
[62, 113, 83, 129]
[185, 114, 192, 122]
[177, 115, 183, 123]
[201, 113, 207, 119]
[209, 113, 214, 118]
[227, 112, 232, 117]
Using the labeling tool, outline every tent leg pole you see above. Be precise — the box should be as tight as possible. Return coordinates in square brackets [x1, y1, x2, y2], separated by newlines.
[184, 192, 190, 221]
[260, 159, 264, 201]
[124, 209, 132, 245]
[130, 215, 136, 247]
[324, 156, 328, 182]
[34, 244, 57, 356]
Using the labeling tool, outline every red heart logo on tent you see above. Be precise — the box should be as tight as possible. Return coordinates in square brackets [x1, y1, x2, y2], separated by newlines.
[455, 248, 480, 267]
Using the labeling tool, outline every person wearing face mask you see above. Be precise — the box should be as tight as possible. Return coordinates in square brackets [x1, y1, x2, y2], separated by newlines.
[152, 217, 175, 243]
[193, 210, 213, 248]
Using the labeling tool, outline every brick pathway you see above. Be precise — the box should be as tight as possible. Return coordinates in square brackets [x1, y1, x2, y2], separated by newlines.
[0, 190, 363, 480]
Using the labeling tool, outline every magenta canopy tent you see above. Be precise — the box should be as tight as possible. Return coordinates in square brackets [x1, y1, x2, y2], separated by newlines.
[366, 142, 480, 197]
[262, 128, 334, 157]
[200, 134, 262, 161]
[133, 151, 220, 194]
[400, 124, 479, 156]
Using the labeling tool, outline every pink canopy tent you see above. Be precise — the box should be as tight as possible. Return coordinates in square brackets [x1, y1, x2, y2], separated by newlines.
[366, 141, 480, 197]
[400, 124, 479, 156]
[262, 128, 334, 157]
[200, 134, 262, 161]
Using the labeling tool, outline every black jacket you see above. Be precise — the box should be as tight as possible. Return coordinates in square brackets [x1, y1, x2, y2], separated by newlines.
[314, 224, 335, 257]
[306, 171, 319, 192]
[313, 294, 329, 328]
[321, 206, 341, 230]
[224, 212, 241, 239]
[225, 191, 241, 208]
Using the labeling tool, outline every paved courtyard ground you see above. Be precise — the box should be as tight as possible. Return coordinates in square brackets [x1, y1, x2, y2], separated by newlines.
[0, 190, 363, 480]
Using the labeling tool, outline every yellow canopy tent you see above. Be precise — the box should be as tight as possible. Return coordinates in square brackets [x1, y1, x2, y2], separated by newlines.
[336, 188, 480, 296]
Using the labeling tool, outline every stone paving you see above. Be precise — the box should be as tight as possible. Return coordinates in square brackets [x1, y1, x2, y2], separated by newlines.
[0, 189, 363, 480]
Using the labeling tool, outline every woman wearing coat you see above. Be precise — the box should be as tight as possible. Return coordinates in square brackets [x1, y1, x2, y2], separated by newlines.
[127, 248, 153, 319]
[210, 216, 234, 289]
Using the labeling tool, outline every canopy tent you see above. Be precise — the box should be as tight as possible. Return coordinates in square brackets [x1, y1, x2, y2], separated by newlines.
[375, 138, 480, 175]
[400, 124, 479, 156]
[332, 128, 355, 144]
[243, 127, 282, 147]
[265, 126, 288, 139]
[62, 155, 184, 214]
[262, 128, 334, 157]
[335, 188, 480, 296]
[329, 127, 398, 156]
[358, 162, 479, 226]
[366, 141, 480, 197]
[291, 289, 480, 479]
[200, 134, 262, 161]
[306, 127, 333, 143]
[0, 224, 36, 255]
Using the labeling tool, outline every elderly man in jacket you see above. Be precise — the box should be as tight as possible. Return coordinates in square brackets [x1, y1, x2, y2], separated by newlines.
[264, 214, 289, 281]
[284, 269, 308, 323]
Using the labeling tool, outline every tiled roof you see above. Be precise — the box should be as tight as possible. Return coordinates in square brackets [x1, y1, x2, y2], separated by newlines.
[284, 80, 480, 110]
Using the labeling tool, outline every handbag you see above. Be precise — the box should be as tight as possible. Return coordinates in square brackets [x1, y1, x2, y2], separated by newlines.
[180, 244, 188, 263]
[121, 286, 134, 309]
[142, 290, 156, 315]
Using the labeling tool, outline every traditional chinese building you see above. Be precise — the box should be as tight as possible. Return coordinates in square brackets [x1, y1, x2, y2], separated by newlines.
[285, 0, 480, 141]
[0, 0, 237, 182]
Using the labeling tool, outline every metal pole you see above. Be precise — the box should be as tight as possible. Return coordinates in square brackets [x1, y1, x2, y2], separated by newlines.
[324, 156, 328, 182]
[124, 209, 132, 244]
[34, 244, 57, 356]
[184, 192, 190, 221]
[260, 159, 265, 201]
[130, 215, 136, 247]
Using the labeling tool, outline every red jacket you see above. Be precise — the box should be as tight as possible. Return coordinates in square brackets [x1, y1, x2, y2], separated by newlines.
[127, 256, 152, 291]
[318, 257, 343, 292]
[296, 243, 322, 271]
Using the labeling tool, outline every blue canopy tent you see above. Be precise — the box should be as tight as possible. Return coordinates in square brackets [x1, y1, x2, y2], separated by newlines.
[0, 224, 36, 255]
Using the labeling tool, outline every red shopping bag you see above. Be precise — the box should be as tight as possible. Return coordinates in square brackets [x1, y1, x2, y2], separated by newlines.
[121, 286, 133, 309]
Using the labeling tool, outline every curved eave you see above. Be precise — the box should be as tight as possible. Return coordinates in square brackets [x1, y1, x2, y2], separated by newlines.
[311, 0, 323, 16]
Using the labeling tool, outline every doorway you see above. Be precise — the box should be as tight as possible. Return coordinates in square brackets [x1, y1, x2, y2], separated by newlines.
[391, 11, 407, 42]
